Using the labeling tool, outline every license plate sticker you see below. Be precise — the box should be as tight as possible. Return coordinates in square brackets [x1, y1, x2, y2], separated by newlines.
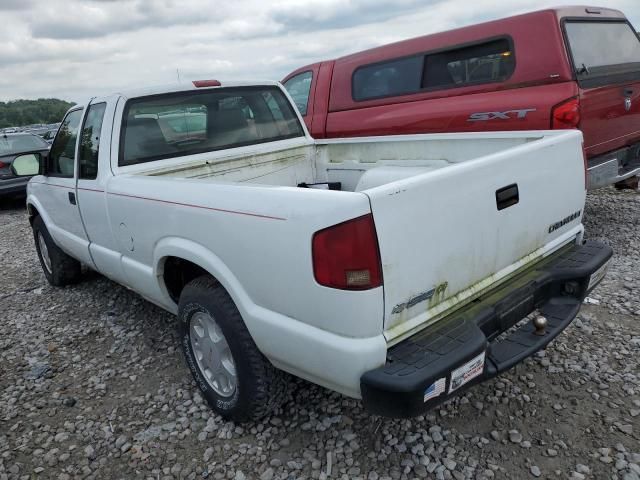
[423, 378, 446, 402]
[588, 259, 610, 291]
[449, 352, 485, 394]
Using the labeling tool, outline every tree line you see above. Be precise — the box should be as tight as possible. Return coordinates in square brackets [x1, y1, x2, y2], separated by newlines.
[0, 98, 75, 129]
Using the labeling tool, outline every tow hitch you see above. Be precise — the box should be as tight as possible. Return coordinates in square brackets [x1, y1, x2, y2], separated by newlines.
[532, 316, 548, 336]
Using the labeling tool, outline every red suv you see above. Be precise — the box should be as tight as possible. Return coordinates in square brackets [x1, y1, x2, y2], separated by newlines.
[283, 6, 640, 189]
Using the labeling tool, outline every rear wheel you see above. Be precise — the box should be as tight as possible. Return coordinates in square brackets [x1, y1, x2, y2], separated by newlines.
[178, 275, 287, 421]
[32, 216, 82, 286]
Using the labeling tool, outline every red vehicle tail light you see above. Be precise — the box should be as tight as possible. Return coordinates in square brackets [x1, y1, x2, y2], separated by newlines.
[0, 161, 7, 168]
[312, 214, 382, 290]
[551, 97, 581, 129]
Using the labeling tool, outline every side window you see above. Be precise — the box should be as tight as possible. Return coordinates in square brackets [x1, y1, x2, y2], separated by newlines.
[353, 57, 422, 101]
[352, 38, 515, 101]
[260, 90, 304, 136]
[565, 22, 640, 78]
[423, 39, 514, 89]
[48, 109, 83, 177]
[158, 105, 208, 141]
[78, 103, 107, 180]
[283, 71, 313, 115]
[262, 92, 285, 121]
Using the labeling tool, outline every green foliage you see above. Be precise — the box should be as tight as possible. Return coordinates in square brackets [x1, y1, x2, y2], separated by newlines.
[0, 98, 75, 129]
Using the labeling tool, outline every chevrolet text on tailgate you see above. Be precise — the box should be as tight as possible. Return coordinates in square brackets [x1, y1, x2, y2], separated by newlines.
[283, 6, 640, 190]
[18, 80, 612, 421]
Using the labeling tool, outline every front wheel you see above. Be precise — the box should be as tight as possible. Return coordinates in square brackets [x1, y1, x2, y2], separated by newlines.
[178, 275, 287, 422]
[32, 215, 82, 286]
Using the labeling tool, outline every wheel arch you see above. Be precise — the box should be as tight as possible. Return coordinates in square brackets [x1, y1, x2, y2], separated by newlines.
[27, 202, 39, 224]
[154, 237, 256, 325]
[26, 195, 53, 228]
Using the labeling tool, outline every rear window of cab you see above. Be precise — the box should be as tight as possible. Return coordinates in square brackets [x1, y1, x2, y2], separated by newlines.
[119, 87, 305, 167]
[352, 37, 515, 101]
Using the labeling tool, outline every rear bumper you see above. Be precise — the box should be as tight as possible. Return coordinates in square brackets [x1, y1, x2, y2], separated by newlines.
[587, 142, 640, 189]
[360, 240, 612, 418]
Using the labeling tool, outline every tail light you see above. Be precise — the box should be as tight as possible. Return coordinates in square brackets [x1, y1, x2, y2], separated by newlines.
[0, 161, 7, 169]
[551, 97, 580, 129]
[312, 214, 382, 290]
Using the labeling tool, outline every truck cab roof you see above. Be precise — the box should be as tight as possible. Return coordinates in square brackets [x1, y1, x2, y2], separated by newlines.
[113, 80, 283, 101]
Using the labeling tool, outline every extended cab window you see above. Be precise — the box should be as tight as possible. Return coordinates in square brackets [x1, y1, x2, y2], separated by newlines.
[78, 103, 106, 180]
[565, 21, 640, 79]
[283, 71, 313, 115]
[120, 87, 304, 166]
[353, 38, 514, 101]
[48, 109, 83, 177]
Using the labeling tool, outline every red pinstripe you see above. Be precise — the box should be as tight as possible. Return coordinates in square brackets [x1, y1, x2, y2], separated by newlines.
[30, 182, 285, 221]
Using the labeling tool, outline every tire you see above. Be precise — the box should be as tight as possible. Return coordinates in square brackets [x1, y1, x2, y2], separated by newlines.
[178, 275, 287, 422]
[32, 215, 82, 286]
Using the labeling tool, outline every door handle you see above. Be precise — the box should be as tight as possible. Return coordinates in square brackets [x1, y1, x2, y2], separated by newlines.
[68, 192, 76, 205]
[496, 184, 519, 211]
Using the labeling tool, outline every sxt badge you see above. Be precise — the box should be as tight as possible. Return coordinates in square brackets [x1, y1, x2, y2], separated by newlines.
[468, 109, 536, 121]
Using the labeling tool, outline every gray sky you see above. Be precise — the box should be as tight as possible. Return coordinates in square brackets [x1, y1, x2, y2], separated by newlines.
[1, 0, 639, 103]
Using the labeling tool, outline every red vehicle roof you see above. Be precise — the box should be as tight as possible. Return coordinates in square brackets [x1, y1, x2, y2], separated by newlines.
[285, 6, 626, 79]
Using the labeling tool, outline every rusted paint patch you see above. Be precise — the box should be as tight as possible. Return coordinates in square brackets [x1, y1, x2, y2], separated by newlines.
[391, 281, 449, 315]
[144, 146, 310, 179]
[384, 246, 547, 346]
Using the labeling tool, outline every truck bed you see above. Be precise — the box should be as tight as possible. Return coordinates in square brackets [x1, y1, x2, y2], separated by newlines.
[140, 133, 534, 190]
[132, 131, 586, 344]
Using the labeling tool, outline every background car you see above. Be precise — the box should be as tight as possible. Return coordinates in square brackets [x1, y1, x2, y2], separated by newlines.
[40, 127, 59, 144]
[0, 133, 50, 198]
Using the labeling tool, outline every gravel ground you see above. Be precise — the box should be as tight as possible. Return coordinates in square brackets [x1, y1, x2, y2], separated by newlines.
[0, 189, 638, 480]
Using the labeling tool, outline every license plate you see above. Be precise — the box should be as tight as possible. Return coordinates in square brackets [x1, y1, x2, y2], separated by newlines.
[588, 259, 610, 291]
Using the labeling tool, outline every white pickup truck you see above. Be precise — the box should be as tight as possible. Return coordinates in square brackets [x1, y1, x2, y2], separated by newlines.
[18, 80, 611, 421]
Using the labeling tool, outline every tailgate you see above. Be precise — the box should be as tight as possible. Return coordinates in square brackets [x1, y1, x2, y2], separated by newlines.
[363, 131, 586, 342]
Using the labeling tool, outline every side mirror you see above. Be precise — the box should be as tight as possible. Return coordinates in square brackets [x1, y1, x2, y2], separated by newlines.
[11, 152, 45, 177]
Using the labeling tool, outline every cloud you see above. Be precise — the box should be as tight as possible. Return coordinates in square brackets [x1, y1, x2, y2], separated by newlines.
[0, 0, 34, 10]
[271, 0, 433, 31]
[0, 36, 125, 67]
[0, 0, 638, 102]
[30, 0, 219, 39]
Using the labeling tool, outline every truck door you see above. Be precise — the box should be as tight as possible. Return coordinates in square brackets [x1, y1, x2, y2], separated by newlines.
[563, 19, 640, 159]
[38, 107, 94, 266]
[75, 97, 129, 284]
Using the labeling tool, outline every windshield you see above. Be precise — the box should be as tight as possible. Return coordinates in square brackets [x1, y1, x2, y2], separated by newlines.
[0, 134, 48, 155]
[120, 86, 305, 167]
